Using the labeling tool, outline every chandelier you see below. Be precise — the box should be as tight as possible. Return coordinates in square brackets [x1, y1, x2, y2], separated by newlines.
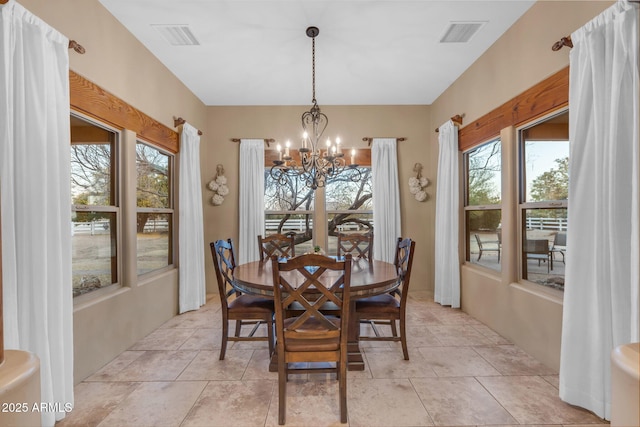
[270, 26, 361, 190]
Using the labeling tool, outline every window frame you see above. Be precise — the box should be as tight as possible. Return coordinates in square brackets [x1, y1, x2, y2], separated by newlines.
[463, 137, 503, 271]
[135, 139, 176, 276]
[264, 151, 373, 254]
[70, 111, 122, 302]
[516, 108, 569, 290]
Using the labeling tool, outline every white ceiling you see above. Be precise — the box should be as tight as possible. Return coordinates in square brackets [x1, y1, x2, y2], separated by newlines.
[99, 0, 534, 106]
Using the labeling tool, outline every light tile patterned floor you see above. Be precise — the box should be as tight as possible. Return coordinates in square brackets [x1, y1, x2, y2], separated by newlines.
[56, 292, 608, 427]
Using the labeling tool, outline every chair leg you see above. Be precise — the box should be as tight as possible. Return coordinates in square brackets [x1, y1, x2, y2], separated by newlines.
[339, 357, 348, 423]
[389, 319, 398, 337]
[220, 319, 229, 360]
[278, 354, 286, 425]
[400, 318, 409, 360]
[234, 319, 242, 337]
[477, 249, 482, 261]
[267, 317, 275, 356]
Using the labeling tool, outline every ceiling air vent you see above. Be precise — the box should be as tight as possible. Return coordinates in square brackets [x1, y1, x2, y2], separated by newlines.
[152, 24, 200, 46]
[439, 21, 487, 43]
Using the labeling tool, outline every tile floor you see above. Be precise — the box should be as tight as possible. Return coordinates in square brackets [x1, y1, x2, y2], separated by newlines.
[57, 292, 608, 427]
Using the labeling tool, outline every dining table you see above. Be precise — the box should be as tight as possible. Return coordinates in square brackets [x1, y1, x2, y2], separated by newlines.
[233, 257, 399, 371]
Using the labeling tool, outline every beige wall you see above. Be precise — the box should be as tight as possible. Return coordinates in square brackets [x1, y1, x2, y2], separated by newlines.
[202, 105, 434, 294]
[19, 0, 208, 382]
[430, 0, 613, 370]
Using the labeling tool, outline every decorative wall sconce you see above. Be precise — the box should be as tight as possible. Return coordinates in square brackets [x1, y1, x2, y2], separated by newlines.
[408, 163, 430, 202]
[207, 164, 229, 206]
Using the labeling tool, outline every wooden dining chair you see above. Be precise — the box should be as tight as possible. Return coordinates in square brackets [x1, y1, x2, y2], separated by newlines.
[210, 239, 275, 360]
[258, 233, 295, 262]
[271, 253, 352, 425]
[337, 231, 373, 262]
[355, 237, 415, 360]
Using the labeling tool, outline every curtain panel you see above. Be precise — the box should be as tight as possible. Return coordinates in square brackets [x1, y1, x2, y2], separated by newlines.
[238, 139, 265, 265]
[371, 138, 401, 263]
[560, 0, 639, 420]
[178, 123, 206, 313]
[0, 2, 74, 425]
[434, 120, 461, 308]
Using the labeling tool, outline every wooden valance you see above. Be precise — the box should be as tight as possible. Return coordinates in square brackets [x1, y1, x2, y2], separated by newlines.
[458, 66, 569, 152]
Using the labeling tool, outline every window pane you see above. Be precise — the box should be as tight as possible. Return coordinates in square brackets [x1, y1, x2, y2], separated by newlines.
[467, 139, 501, 205]
[264, 213, 313, 255]
[325, 167, 373, 256]
[326, 167, 372, 210]
[522, 208, 567, 290]
[466, 210, 502, 271]
[137, 213, 172, 275]
[265, 170, 315, 211]
[521, 111, 569, 203]
[71, 143, 114, 206]
[137, 143, 170, 208]
[326, 212, 373, 256]
[72, 211, 117, 297]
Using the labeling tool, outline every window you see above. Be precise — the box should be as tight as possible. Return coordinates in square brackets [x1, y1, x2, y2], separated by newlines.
[264, 151, 372, 255]
[136, 142, 174, 275]
[518, 110, 568, 290]
[70, 114, 119, 297]
[464, 138, 502, 271]
[326, 167, 373, 255]
[264, 168, 315, 254]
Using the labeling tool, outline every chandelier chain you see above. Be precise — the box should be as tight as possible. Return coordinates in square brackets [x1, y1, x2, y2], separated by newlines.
[311, 36, 316, 103]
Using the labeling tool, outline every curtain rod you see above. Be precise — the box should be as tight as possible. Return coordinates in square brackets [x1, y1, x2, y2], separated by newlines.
[68, 40, 85, 54]
[174, 117, 203, 135]
[362, 137, 406, 147]
[553, 0, 640, 50]
[435, 114, 464, 132]
[552, 36, 573, 51]
[231, 138, 275, 147]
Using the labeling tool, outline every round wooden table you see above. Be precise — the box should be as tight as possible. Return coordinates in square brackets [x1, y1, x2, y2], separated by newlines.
[233, 258, 399, 371]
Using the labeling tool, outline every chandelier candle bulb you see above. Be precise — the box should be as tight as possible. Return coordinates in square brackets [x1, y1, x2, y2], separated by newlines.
[285, 141, 290, 158]
[351, 149, 356, 165]
[277, 144, 282, 161]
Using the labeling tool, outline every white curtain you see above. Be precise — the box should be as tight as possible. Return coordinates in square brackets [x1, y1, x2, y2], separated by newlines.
[238, 139, 265, 264]
[371, 138, 401, 263]
[434, 120, 461, 308]
[560, 1, 639, 420]
[178, 123, 206, 313]
[0, 2, 74, 425]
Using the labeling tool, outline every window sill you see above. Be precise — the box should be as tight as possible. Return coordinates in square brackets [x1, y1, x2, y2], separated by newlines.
[73, 285, 130, 312]
[509, 280, 564, 305]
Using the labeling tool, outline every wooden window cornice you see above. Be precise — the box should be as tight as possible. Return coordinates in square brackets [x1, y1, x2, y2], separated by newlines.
[69, 70, 179, 153]
[459, 66, 569, 151]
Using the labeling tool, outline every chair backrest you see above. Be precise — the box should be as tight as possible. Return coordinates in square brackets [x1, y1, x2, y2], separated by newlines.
[258, 233, 296, 261]
[393, 237, 416, 307]
[554, 231, 567, 246]
[337, 232, 373, 262]
[524, 239, 549, 255]
[210, 239, 237, 309]
[270, 253, 352, 346]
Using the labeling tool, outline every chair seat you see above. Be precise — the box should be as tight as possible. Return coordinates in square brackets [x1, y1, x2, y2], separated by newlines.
[283, 316, 341, 352]
[356, 293, 400, 315]
[228, 294, 274, 315]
